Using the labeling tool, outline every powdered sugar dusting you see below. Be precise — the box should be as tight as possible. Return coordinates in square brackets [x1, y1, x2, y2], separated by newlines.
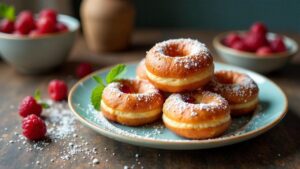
[149, 38, 212, 70]
[2, 99, 146, 168]
[164, 91, 229, 114]
[153, 38, 209, 56]
[208, 71, 259, 102]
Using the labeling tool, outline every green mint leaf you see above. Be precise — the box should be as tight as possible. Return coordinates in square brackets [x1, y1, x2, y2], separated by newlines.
[106, 64, 127, 83]
[90, 85, 105, 110]
[93, 76, 105, 86]
[0, 3, 15, 21]
[40, 103, 50, 109]
[34, 89, 41, 101]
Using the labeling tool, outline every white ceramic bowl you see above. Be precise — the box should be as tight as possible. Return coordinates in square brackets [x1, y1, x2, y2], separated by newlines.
[213, 32, 298, 73]
[0, 15, 79, 74]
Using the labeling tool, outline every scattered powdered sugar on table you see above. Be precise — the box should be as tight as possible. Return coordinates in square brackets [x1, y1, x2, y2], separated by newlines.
[1, 99, 144, 169]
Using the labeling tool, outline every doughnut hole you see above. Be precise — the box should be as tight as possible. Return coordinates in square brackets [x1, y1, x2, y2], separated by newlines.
[214, 71, 242, 84]
[119, 80, 151, 94]
[163, 43, 191, 57]
[194, 94, 217, 105]
[182, 94, 196, 103]
[182, 93, 221, 105]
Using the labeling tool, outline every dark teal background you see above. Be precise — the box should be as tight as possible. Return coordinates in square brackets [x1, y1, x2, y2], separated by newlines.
[133, 0, 300, 32]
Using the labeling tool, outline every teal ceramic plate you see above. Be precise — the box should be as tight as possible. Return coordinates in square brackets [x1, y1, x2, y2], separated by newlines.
[68, 62, 287, 150]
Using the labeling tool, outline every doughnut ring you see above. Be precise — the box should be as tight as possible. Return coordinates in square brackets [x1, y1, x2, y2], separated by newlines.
[101, 79, 164, 126]
[145, 38, 214, 92]
[206, 70, 259, 116]
[162, 91, 231, 139]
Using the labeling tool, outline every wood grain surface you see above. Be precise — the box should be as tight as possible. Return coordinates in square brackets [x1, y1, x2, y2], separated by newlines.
[0, 30, 299, 169]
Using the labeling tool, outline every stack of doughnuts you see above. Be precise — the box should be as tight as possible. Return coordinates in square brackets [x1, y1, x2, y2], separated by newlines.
[101, 38, 259, 140]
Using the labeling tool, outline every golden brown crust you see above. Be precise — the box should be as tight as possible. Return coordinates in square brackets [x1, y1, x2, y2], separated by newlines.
[136, 59, 148, 81]
[207, 70, 259, 104]
[147, 74, 212, 93]
[164, 120, 231, 139]
[102, 79, 164, 112]
[101, 79, 164, 126]
[163, 91, 230, 123]
[206, 70, 259, 115]
[145, 39, 213, 78]
[162, 91, 231, 139]
[101, 109, 162, 126]
[231, 102, 258, 116]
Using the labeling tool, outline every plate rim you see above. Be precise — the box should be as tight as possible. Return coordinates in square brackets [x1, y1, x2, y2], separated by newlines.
[68, 61, 288, 147]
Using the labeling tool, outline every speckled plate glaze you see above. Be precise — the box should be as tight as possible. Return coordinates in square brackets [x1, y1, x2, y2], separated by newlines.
[68, 62, 287, 150]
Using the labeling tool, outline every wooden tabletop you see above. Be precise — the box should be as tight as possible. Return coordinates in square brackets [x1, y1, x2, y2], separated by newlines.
[1, 30, 300, 169]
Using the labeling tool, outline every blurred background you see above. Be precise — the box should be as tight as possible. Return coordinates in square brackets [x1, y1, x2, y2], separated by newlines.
[3, 0, 300, 32]
[0, 0, 298, 74]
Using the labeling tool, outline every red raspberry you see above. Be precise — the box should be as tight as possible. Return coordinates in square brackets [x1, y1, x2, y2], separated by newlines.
[13, 30, 25, 37]
[0, 19, 14, 33]
[55, 23, 68, 32]
[270, 36, 286, 52]
[18, 96, 42, 117]
[76, 63, 93, 78]
[244, 32, 268, 51]
[224, 33, 242, 47]
[37, 17, 56, 34]
[231, 41, 249, 51]
[256, 46, 273, 56]
[39, 9, 57, 23]
[22, 114, 47, 140]
[48, 80, 68, 101]
[250, 22, 268, 35]
[15, 11, 35, 35]
[29, 30, 43, 37]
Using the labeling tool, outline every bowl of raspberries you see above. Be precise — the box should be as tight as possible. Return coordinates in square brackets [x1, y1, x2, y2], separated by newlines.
[0, 5, 79, 74]
[213, 22, 298, 73]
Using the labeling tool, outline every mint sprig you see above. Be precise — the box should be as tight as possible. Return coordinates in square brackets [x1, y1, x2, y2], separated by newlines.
[34, 89, 50, 109]
[0, 3, 15, 21]
[90, 64, 127, 110]
[106, 64, 127, 83]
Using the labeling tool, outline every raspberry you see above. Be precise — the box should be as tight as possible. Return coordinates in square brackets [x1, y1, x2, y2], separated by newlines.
[55, 23, 68, 32]
[13, 30, 25, 37]
[231, 41, 249, 51]
[76, 63, 93, 78]
[15, 11, 35, 35]
[37, 17, 56, 34]
[270, 36, 286, 52]
[224, 33, 242, 47]
[29, 30, 43, 37]
[250, 22, 268, 35]
[48, 80, 68, 101]
[39, 9, 57, 23]
[244, 32, 268, 51]
[0, 19, 14, 33]
[18, 96, 42, 117]
[22, 114, 47, 140]
[256, 46, 273, 56]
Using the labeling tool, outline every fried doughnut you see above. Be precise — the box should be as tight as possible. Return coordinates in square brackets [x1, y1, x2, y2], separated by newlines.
[136, 59, 148, 81]
[101, 79, 164, 126]
[206, 70, 259, 116]
[145, 38, 214, 92]
[162, 91, 231, 139]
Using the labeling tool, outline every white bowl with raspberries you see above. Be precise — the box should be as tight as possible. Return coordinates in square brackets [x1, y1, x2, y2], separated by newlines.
[0, 8, 79, 74]
[213, 22, 298, 73]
